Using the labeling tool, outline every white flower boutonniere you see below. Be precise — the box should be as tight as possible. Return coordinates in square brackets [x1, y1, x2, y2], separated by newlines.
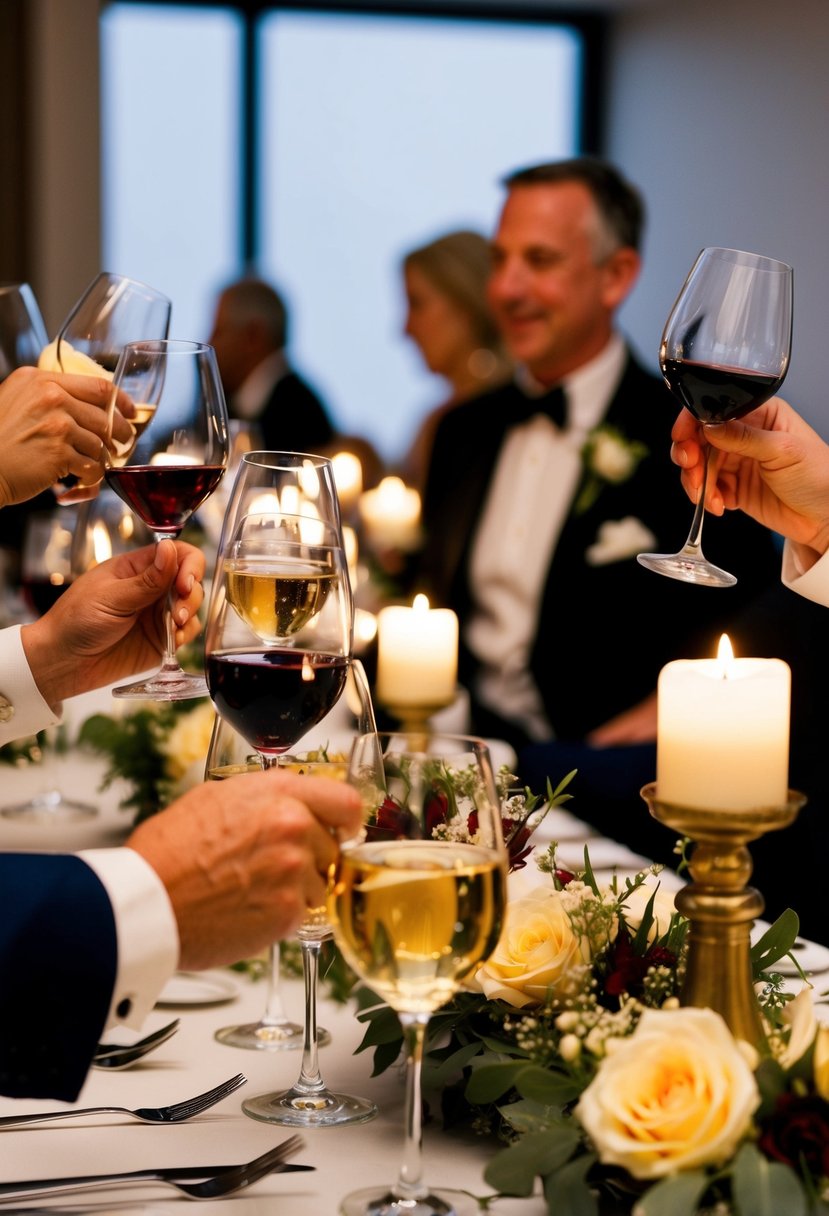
[575, 424, 649, 515]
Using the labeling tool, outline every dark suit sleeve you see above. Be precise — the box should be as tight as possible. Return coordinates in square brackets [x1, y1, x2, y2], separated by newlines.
[0, 854, 117, 1100]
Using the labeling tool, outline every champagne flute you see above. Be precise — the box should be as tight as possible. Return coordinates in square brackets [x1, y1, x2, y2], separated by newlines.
[40, 272, 172, 502]
[104, 339, 229, 699]
[637, 246, 793, 587]
[0, 283, 48, 380]
[205, 711, 307, 1052]
[241, 659, 378, 1127]
[331, 731, 508, 1216]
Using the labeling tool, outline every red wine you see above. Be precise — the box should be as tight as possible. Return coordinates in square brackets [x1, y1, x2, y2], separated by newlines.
[661, 358, 782, 424]
[105, 464, 224, 534]
[22, 576, 70, 616]
[206, 649, 348, 757]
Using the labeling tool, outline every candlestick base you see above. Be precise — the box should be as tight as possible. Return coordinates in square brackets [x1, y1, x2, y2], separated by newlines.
[640, 783, 806, 1047]
[381, 702, 453, 747]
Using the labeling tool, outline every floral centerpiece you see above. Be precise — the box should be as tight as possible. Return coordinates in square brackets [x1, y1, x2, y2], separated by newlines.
[353, 828, 829, 1214]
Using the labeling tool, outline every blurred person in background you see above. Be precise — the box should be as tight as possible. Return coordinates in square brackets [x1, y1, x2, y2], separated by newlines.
[398, 229, 512, 494]
[207, 276, 335, 455]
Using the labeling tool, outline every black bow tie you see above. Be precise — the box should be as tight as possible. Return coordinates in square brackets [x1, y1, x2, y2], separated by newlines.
[513, 385, 567, 429]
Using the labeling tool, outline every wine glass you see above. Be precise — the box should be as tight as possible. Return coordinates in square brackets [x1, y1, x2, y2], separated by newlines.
[1, 506, 96, 822]
[70, 486, 152, 575]
[637, 246, 793, 587]
[330, 731, 508, 1216]
[40, 272, 172, 502]
[205, 710, 307, 1052]
[104, 339, 229, 699]
[241, 659, 378, 1127]
[0, 283, 48, 380]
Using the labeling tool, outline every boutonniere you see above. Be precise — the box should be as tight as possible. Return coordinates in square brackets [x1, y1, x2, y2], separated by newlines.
[575, 424, 649, 514]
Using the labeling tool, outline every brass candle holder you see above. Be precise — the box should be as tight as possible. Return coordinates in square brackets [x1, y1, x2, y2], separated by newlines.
[381, 701, 451, 748]
[640, 782, 806, 1047]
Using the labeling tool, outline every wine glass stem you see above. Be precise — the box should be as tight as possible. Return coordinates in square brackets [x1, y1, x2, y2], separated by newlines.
[394, 1012, 430, 1202]
[293, 937, 325, 1094]
[261, 941, 290, 1025]
[682, 442, 715, 555]
[154, 536, 185, 674]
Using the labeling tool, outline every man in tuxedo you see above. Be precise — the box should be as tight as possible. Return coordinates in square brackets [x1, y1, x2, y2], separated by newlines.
[207, 277, 335, 453]
[419, 158, 785, 860]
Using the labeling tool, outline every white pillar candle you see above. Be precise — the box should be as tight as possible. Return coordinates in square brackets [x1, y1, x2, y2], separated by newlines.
[657, 635, 790, 810]
[358, 476, 421, 551]
[376, 593, 458, 709]
[331, 451, 363, 514]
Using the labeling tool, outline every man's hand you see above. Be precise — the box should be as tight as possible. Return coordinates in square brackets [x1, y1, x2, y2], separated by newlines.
[21, 539, 205, 708]
[127, 768, 363, 969]
[0, 367, 135, 507]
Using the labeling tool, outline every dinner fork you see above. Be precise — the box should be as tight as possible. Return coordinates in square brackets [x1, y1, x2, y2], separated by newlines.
[0, 1072, 246, 1127]
[0, 1136, 308, 1202]
[92, 1018, 181, 1070]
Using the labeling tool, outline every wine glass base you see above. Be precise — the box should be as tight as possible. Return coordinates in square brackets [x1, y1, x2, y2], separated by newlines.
[242, 1086, 377, 1127]
[112, 670, 209, 701]
[339, 1186, 478, 1215]
[0, 789, 98, 822]
[214, 1020, 330, 1051]
[637, 550, 737, 588]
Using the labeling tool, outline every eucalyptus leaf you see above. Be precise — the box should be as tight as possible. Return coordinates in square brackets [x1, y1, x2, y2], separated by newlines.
[634, 1170, 710, 1216]
[498, 1097, 568, 1134]
[465, 1060, 528, 1103]
[423, 1040, 482, 1088]
[732, 1141, 808, 1216]
[515, 1064, 583, 1106]
[484, 1127, 582, 1196]
[750, 908, 800, 975]
[542, 1153, 598, 1216]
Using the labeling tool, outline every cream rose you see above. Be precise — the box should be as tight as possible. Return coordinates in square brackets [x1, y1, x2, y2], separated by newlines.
[619, 879, 676, 944]
[471, 886, 588, 1009]
[814, 1023, 829, 1100]
[574, 1007, 759, 1180]
[776, 988, 818, 1069]
[162, 701, 217, 785]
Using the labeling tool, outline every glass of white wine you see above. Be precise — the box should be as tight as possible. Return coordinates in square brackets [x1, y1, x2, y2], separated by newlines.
[330, 731, 508, 1216]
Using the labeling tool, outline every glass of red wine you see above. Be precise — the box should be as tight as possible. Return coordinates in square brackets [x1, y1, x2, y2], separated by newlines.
[104, 339, 229, 699]
[637, 246, 793, 587]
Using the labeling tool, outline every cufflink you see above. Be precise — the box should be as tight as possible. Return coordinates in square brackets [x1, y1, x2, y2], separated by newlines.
[0, 695, 14, 723]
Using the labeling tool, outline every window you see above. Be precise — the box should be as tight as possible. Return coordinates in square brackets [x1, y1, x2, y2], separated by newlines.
[102, 3, 587, 461]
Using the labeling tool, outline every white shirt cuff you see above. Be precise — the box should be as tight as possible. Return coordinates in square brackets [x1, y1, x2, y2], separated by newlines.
[781, 540, 829, 609]
[78, 848, 180, 1030]
[0, 625, 62, 746]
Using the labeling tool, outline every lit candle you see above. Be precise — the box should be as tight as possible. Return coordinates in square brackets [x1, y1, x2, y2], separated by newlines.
[358, 476, 421, 551]
[331, 451, 363, 514]
[376, 593, 458, 709]
[657, 635, 790, 810]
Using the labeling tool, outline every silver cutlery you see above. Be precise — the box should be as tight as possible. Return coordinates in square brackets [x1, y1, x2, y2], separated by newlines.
[92, 1018, 181, 1070]
[0, 1072, 246, 1127]
[0, 1136, 309, 1202]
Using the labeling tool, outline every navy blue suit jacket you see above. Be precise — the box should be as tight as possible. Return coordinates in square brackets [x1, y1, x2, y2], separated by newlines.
[0, 854, 117, 1100]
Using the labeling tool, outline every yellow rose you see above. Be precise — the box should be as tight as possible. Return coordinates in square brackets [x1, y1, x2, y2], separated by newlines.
[162, 702, 218, 784]
[575, 1007, 759, 1180]
[814, 1024, 829, 1100]
[471, 886, 587, 1009]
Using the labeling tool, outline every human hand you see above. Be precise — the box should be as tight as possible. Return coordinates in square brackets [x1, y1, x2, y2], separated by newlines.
[126, 768, 363, 969]
[0, 366, 135, 507]
[670, 397, 829, 557]
[586, 691, 657, 747]
[20, 539, 204, 708]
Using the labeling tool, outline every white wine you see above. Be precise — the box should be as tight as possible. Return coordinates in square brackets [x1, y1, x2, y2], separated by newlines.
[110, 402, 158, 466]
[329, 840, 505, 1014]
[225, 559, 337, 643]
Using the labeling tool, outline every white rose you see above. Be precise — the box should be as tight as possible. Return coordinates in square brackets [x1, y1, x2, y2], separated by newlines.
[814, 1023, 829, 1100]
[777, 988, 818, 1069]
[574, 1007, 759, 1180]
[620, 880, 676, 944]
[162, 702, 217, 784]
[590, 431, 636, 482]
[471, 886, 588, 1009]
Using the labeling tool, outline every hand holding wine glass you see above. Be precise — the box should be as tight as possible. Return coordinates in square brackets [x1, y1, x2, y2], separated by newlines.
[104, 339, 228, 699]
[637, 246, 793, 587]
[329, 731, 508, 1216]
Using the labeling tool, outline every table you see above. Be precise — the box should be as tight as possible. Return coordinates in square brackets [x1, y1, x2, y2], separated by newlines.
[2, 699, 827, 1214]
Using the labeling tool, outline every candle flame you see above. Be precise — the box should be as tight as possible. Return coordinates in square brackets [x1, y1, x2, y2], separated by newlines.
[91, 521, 113, 566]
[413, 593, 430, 612]
[716, 633, 735, 678]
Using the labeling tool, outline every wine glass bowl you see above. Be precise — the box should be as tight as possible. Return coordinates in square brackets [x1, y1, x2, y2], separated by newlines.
[0, 283, 48, 379]
[637, 246, 793, 587]
[49, 271, 172, 378]
[104, 338, 229, 699]
[329, 731, 507, 1215]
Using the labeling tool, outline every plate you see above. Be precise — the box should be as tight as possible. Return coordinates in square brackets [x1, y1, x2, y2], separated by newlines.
[156, 970, 240, 1007]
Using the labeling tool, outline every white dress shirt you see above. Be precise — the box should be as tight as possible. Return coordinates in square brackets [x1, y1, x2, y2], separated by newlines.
[0, 624, 180, 1030]
[465, 335, 627, 740]
[782, 540, 829, 607]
